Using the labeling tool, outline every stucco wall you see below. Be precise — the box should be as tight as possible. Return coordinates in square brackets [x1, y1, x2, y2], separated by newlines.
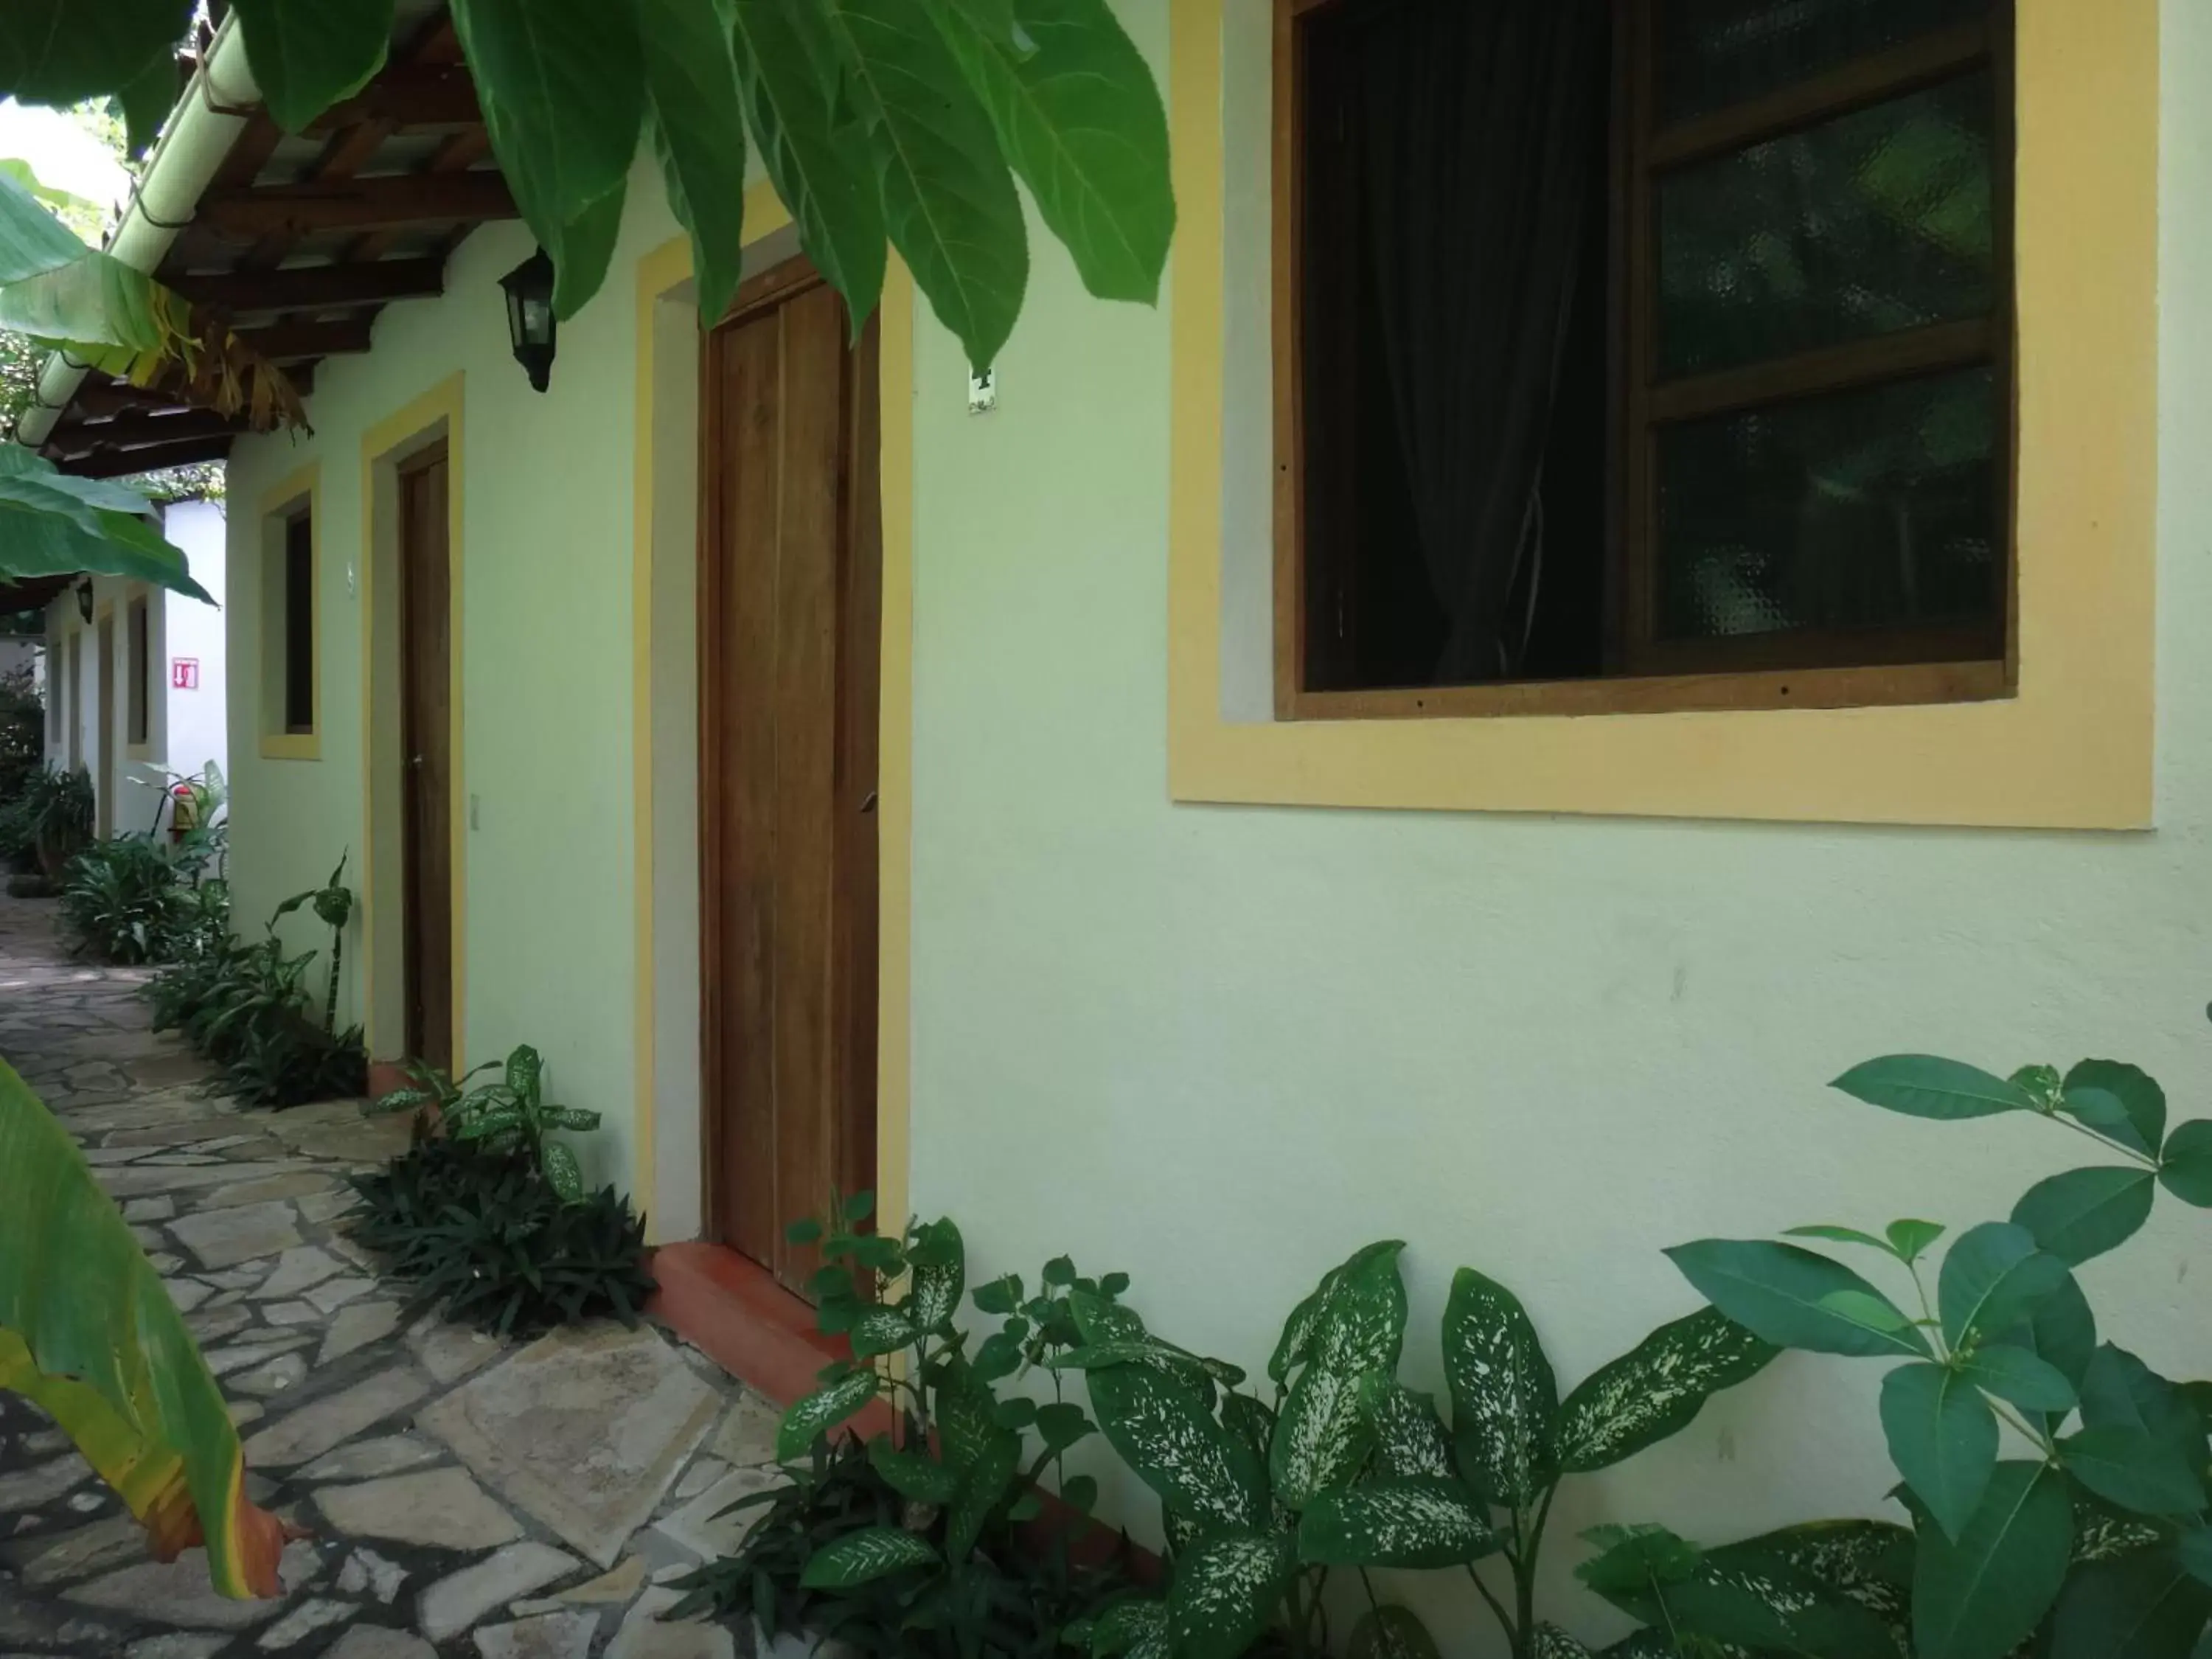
[161, 498, 229, 787]
[224, 163, 687, 1205]
[902, 0, 2212, 1645]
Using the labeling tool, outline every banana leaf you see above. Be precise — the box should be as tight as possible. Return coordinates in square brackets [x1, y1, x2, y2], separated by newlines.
[0, 1055, 291, 1597]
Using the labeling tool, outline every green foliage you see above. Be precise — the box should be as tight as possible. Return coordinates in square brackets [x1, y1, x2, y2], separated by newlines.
[0, 664, 41, 831]
[139, 857, 364, 1110]
[347, 1132, 652, 1338]
[672, 1196, 1134, 1656]
[1, 764, 93, 877]
[366, 1041, 601, 1201]
[0, 0, 1176, 371]
[1077, 1241, 1775, 1659]
[1618, 1046, 2212, 1658]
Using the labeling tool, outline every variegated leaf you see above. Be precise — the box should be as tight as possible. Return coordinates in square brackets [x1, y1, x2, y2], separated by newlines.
[947, 1426, 1018, 1561]
[1091, 1597, 1171, 1659]
[1270, 1362, 1370, 1510]
[1444, 1267, 1558, 1509]
[1349, 1606, 1444, 1659]
[2072, 1496, 2164, 1565]
[1088, 1360, 1267, 1534]
[1529, 1627, 1598, 1659]
[776, 1368, 879, 1461]
[868, 1437, 961, 1504]
[1360, 1376, 1453, 1479]
[799, 1524, 938, 1587]
[1554, 1308, 1778, 1474]
[1316, 1241, 1409, 1374]
[1220, 1391, 1276, 1471]
[540, 1139, 582, 1203]
[906, 1218, 965, 1333]
[1708, 1520, 1912, 1641]
[1072, 1290, 1216, 1404]
[936, 1360, 1001, 1475]
[1270, 1281, 1329, 1384]
[1162, 1499, 1200, 1559]
[1298, 1477, 1496, 1569]
[1166, 1531, 1296, 1659]
[850, 1306, 919, 1360]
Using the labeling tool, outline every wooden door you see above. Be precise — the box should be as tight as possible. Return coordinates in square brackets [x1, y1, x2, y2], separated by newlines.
[398, 444, 454, 1071]
[700, 260, 881, 1292]
[94, 617, 114, 838]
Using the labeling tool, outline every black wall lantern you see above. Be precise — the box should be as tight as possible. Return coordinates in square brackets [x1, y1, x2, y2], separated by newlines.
[74, 580, 92, 624]
[501, 247, 557, 393]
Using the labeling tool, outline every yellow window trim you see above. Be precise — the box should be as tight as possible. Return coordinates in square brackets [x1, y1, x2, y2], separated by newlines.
[630, 185, 917, 1245]
[259, 462, 323, 762]
[357, 372, 466, 1071]
[1166, 0, 2157, 830]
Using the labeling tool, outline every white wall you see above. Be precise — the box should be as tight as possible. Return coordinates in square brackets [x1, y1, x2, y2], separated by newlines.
[161, 497, 229, 787]
[897, 0, 2212, 1647]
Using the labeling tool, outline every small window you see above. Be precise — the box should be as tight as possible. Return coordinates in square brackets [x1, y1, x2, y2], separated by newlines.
[282, 509, 315, 736]
[126, 597, 150, 747]
[1279, 0, 2011, 714]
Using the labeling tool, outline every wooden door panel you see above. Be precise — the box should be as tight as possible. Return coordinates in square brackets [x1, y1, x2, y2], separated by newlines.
[400, 448, 453, 1071]
[701, 264, 880, 1295]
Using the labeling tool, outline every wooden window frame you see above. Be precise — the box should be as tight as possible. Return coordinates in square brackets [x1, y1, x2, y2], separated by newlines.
[280, 504, 316, 737]
[1272, 0, 2017, 723]
[259, 464, 321, 762]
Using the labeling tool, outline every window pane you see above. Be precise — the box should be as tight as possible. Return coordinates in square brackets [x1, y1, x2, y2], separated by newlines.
[1658, 0, 1989, 122]
[1656, 366, 2000, 642]
[1658, 75, 1995, 379]
[284, 516, 314, 734]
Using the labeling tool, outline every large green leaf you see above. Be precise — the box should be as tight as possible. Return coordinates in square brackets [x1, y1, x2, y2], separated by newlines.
[2011, 1166, 2157, 1265]
[1937, 1223, 2071, 1349]
[2160, 1121, 2212, 1208]
[1358, 1377, 1453, 1480]
[0, 0, 191, 104]
[2064, 1426, 2210, 1517]
[640, 0, 751, 324]
[1710, 1520, 1914, 1638]
[946, 1424, 1018, 1562]
[1956, 1345, 2078, 1414]
[849, 1306, 918, 1360]
[799, 1525, 938, 1587]
[1086, 1359, 1266, 1534]
[1272, 1242, 1408, 1509]
[1090, 1598, 1170, 1659]
[449, 0, 643, 319]
[1165, 1531, 1295, 1659]
[0, 1056, 289, 1597]
[1910, 1461, 2073, 1659]
[229, 0, 392, 133]
[1880, 1362, 1997, 1541]
[1833, 1055, 2039, 1120]
[1994, 1272, 2097, 1434]
[820, 0, 1029, 369]
[1528, 1629, 1596, 1659]
[1554, 1307, 1778, 1475]
[1442, 1266, 1557, 1509]
[0, 161, 103, 283]
[2047, 1548, 2212, 1658]
[2063, 1060, 2168, 1157]
[1296, 1477, 1496, 1571]
[0, 451, 211, 600]
[775, 1367, 880, 1461]
[1349, 1607, 1444, 1659]
[726, 0, 887, 326]
[928, 0, 1172, 303]
[905, 1217, 966, 1334]
[867, 1436, 960, 1503]
[1666, 1239, 1929, 1360]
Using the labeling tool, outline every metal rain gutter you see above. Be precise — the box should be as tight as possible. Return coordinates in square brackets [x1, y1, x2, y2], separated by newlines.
[14, 15, 265, 453]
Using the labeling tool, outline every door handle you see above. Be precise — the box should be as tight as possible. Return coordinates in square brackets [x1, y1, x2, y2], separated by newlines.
[859, 790, 877, 815]
[408, 754, 425, 769]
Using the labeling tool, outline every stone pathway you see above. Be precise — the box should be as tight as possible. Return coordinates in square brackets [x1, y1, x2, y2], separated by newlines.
[0, 892, 787, 1658]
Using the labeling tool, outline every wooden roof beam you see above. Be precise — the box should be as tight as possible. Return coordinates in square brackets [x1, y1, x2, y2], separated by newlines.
[305, 64, 481, 133]
[197, 172, 517, 240]
[63, 436, 235, 480]
[49, 409, 248, 459]
[173, 258, 444, 313]
[239, 319, 377, 361]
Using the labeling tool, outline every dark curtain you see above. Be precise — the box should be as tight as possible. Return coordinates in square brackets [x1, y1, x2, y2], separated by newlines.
[1349, 0, 1609, 683]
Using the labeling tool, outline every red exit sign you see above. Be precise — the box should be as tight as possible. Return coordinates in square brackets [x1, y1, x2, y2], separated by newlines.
[170, 658, 199, 690]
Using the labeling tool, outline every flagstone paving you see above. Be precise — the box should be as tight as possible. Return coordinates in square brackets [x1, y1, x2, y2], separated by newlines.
[0, 892, 784, 1657]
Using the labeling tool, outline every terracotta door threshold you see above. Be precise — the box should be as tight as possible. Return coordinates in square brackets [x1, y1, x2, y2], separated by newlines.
[650, 1242, 897, 1439]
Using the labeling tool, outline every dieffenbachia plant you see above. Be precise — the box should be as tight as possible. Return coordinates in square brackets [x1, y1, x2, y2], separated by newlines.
[371, 1040, 602, 1202]
[6, 0, 1176, 372]
[1062, 1241, 1776, 1659]
[760, 1199, 1131, 1655]
[1635, 1051, 2212, 1659]
[0, 1056, 293, 1598]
